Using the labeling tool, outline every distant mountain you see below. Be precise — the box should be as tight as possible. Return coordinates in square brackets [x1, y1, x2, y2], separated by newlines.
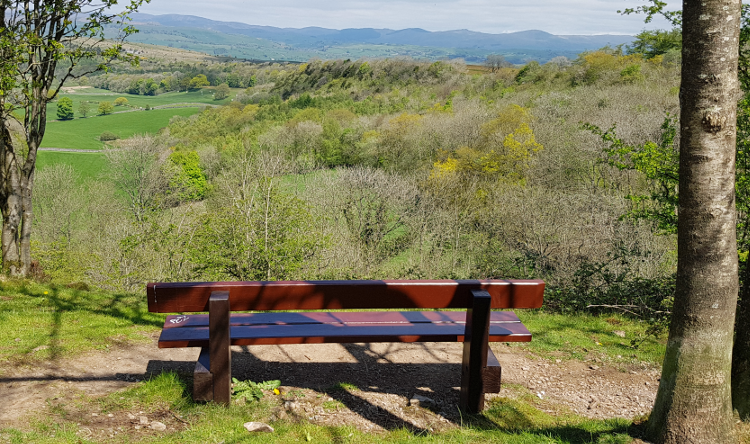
[123, 13, 633, 63]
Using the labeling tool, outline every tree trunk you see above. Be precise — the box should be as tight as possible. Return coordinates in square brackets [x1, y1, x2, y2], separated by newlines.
[0, 124, 23, 276]
[732, 259, 750, 419]
[647, 0, 741, 442]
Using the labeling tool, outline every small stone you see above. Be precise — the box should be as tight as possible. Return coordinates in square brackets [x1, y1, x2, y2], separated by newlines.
[244, 422, 274, 433]
[127, 414, 135, 420]
[150, 421, 167, 431]
[14, 338, 20, 342]
[409, 394, 434, 407]
[589, 365, 600, 370]
[32, 345, 49, 352]
[107, 414, 114, 418]
[91, 413, 98, 417]
[521, 366, 530, 371]
[613, 331, 626, 338]
[555, 359, 561, 364]
[134, 426, 140, 430]
[139, 416, 149, 425]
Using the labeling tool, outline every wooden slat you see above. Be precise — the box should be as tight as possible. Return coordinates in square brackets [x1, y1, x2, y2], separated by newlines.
[162, 310, 523, 328]
[157, 320, 532, 348]
[147, 279, 545, 313]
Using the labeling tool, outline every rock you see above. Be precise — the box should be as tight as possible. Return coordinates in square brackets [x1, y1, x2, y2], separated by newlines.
[409, 394, 434, 407]
[32, 345, 49, 352]
[589, 365, 600, 370]
[149, 421, 166, 431]
[613, 330, 626, 338]
[244, 422, 274, 433]
[138, 416, 149, 425]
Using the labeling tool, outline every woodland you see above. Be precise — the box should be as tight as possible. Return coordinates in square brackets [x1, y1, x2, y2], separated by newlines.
[40, 49, 683, 319]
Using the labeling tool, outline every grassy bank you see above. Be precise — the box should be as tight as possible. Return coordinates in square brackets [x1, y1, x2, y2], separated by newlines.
[41, 107, 201, 150]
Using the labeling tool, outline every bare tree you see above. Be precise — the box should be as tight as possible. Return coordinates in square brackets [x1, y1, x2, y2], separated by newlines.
[646, 0, 741, 442]
[484, 54, 512, 72]
[0, 1, 146, 276]
[104, 135, 169, 224]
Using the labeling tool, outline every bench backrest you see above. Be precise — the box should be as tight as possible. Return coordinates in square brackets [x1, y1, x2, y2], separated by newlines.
[147, 280, 544, 313]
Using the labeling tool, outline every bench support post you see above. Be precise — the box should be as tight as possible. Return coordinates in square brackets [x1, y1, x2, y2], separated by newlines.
[460, 289, 491, 413]
[209, 291, 231, 405]
[194, 347, 213, 401]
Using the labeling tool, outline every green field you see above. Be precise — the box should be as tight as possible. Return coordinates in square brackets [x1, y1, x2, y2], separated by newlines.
[52, 87, 240, 115]
[41, 107, 202, 150]
[36, 151, 109, 182]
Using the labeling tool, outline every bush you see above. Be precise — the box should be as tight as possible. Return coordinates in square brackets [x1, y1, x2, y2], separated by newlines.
[99, 131, 119, 141]
[98, 101, 114, 115]
[114, 97, 129, 106]
[56, 97, 74, 120]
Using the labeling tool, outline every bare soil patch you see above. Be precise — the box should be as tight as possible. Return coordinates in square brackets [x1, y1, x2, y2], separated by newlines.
[0, 333, 659, 433]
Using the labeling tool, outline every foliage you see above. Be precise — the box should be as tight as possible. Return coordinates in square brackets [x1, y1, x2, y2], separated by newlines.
[431, 105, 543, 184]
[56, 97, 74, 120]
[167, 150, 208, 201]
[114, 97, 129, 106]
[188, 74, 210, 91]
[213, 83, 231, 100]
[584, 115, 679, 234]
[191, 152, 323, 281]
[99, 131, 119, 141]
[231, 378, 281, 402]
[0, 0, 148, 276]
[626, 29, 682, 59]
[78, 100, 90, 117]
[97, 101, 114, 115]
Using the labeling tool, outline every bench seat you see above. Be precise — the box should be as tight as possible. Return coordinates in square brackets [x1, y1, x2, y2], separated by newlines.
[158, 311, 532, 347]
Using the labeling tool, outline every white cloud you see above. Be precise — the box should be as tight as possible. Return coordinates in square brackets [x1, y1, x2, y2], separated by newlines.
[137, 0, 680, 34]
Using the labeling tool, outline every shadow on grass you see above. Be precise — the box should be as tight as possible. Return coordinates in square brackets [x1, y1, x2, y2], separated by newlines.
[466, 402, 645, 443]
[4, 281, 164, 361]
[136, 343, 646, 441]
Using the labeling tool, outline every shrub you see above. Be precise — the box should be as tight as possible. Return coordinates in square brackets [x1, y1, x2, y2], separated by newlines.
[114, 97, 129, 106]
[99, 131, 119, 141]
[98, 101, 114, 115]
[56, 97, 74, 120]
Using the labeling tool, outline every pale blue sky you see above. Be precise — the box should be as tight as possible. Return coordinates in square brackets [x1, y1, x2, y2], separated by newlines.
[136, 0, 681, 35]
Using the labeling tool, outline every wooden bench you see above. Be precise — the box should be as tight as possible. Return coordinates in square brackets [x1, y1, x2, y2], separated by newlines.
[147, 279, 544, 413]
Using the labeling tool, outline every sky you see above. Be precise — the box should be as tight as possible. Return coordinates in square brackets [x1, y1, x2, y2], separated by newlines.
[136, 0, 681, 35]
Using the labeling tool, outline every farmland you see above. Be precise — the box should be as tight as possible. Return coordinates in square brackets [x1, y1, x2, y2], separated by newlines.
[42, 107, 202, 150]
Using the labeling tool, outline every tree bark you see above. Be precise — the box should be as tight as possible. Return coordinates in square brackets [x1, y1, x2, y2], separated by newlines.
[0, 123, 23, 276]
[647, 0, 741, 442]
[732, 259, 750, 419]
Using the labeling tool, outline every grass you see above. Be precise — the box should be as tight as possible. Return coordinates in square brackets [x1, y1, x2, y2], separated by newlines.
[517, 311, 666, 367]
[0, 280, 163, 369]
[53, 87, 239, 112]
[41, 107, 201, 150]
[36, 151, 109, 182]
[0, 282, 671, 442]
[0, 371, 645, 443]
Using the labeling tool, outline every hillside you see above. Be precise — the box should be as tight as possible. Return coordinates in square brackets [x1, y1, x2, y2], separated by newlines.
[112, 13, 633, 64]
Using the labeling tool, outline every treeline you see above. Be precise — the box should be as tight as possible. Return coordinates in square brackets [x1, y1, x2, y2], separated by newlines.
[35, 51, 681, 319]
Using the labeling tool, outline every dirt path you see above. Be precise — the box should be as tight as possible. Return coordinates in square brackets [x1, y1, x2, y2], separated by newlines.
[0, 334, 659, 432]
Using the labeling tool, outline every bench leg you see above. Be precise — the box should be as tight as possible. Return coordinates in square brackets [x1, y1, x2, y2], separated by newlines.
[194, 347, 213, 402]
[483, 347, 502, 393]
[460, 289, 492, 413]
[209, 291, 232, 405]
